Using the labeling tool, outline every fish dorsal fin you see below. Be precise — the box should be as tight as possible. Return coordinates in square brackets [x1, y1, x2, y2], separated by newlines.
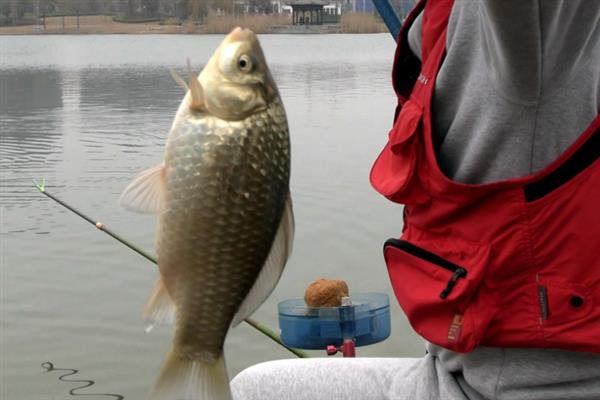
[119, 163, 165, 214]
[170, 68, 188, 92]
[143, 277, 176, 331]
[231, 194, 294, 327]
[187, 60, 205, 112]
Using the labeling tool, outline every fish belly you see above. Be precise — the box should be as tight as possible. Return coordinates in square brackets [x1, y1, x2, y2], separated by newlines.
[157, 103, 289, 362]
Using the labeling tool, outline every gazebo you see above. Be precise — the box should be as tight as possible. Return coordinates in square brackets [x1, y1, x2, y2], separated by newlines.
[286, 0, 329, 25]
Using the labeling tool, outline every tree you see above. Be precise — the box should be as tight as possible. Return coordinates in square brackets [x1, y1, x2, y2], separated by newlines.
[212, 0, 233, 15]
[0, 0, 11, 20]
[56, 0, 75, 14]
[187, 0, 206, 21]
[83, 0, 100, 13]
[173, 0, 188, 19]
[117, 0, 139, 16]
[248, 0, 271, 14]
[37, 0, 56, 15]
[141, 0, 158, 16]
[11, 0, 32, 21]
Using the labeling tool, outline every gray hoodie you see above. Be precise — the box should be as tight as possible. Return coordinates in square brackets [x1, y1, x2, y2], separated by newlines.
[409, 0, 600, 184]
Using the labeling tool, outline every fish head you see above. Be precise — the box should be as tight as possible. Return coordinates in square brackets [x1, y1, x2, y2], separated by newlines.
[200, 27, 279, 121]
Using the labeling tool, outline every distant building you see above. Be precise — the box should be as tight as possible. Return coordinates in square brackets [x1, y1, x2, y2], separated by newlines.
[275, 0, 338, 15]
[285, 0, 328, 25]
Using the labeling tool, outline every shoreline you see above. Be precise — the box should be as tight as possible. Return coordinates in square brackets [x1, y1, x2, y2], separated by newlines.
[0, 15, 204, 35]
[0, 14, 385, 35]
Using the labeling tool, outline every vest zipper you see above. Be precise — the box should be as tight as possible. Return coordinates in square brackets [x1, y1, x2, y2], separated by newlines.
[385, 239, 468, 299]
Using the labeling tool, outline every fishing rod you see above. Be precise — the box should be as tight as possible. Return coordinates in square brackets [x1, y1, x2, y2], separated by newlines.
[33, 179, 308, 359]
[372, 0, 402, 41]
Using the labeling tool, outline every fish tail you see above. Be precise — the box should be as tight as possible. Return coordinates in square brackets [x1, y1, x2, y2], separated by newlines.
[148, 347, 232, 400]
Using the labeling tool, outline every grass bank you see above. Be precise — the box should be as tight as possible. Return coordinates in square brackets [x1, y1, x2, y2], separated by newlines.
[341, 12, 386, 34]
[0, 15, 199, 34]
[202, 14, 291, 34]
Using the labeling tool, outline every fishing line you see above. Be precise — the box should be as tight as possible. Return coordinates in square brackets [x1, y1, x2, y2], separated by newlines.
[41, 361, 124, 399]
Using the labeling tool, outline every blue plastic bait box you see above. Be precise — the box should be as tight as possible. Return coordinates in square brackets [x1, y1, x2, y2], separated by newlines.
[278, 293, 391, 350]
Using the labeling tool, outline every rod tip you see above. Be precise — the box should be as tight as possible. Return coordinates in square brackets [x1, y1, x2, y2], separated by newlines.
[33, 178, 46, 192]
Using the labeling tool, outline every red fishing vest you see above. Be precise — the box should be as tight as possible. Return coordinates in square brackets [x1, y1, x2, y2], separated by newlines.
[371, 0, 600, 353]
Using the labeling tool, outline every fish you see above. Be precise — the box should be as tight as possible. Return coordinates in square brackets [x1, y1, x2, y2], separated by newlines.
[120, 27, 293, 400]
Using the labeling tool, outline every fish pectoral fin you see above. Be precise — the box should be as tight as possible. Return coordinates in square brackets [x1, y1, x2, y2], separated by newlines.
[187, 59, 205, 112]
[119, 163, 165, 214]
[143, 277, 176, 330]
[231, 194, 295, 327]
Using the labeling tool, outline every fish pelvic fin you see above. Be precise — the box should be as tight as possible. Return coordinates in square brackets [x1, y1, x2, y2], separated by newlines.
[232, 193, 294, 327]
[143, 278, 176, 331]
[187, 59, 205, 112]
[148, 348, 232, 400]
[119, 163, 165, 214]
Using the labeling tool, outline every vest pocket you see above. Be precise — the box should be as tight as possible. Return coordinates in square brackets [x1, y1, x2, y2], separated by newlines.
[370, 100, 428, 204]
[384, 235, 492, 352]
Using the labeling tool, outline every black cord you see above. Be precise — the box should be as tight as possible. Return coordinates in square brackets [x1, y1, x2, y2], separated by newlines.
[41, 361, 124, 400]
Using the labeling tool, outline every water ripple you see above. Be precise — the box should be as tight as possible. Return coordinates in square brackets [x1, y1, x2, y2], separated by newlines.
[0, 35, 416, 400]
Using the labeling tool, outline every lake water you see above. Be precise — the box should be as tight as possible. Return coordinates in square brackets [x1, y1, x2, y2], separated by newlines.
[0, 34, 423, 399]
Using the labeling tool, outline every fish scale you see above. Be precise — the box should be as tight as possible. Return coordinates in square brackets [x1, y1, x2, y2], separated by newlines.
[157, 98, 289, 363]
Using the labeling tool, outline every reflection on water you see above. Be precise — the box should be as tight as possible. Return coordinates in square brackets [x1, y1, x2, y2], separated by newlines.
[0, 70, 63, 111]
[0, 34, 419, 400]
[1, 70, 63, 209]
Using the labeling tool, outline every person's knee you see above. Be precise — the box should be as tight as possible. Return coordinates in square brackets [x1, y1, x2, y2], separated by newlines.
[230, 360, 287, 400]
[230, 363, 260, 393]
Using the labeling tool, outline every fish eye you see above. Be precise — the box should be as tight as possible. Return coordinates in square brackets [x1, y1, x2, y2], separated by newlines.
[238, 55, 252, 72]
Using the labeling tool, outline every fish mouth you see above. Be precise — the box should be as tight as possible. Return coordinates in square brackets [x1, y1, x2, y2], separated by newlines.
[226, 27, 257, 43]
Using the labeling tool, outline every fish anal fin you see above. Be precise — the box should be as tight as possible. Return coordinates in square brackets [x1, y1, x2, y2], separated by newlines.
[119, 163, 165, 214]
[231, 194, 294, 327]
[143, 277, 176, 329]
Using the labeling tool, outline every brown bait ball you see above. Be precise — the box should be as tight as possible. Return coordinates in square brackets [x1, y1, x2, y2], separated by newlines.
[304, 278, 349, 307]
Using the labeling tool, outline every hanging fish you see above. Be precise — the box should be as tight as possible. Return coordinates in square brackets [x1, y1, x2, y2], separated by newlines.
[120, 27, 293, 400]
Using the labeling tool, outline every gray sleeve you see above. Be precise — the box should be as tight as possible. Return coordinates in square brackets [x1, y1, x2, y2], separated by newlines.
[407, 11, 423, 60]
[479, 0, 600, 104]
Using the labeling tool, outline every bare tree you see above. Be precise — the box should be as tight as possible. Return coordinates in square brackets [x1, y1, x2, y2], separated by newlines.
[9, 0, 32, 21]
[141, 0, 159, 16]
[212, 0, 233, 15]
[248, 0, 270, 14]
[55, 0, 74, 14]
[87, 0, 99, 13]
[0, 0, 11, 21]
[173, 0, 187, 19]
[187, 0, 206, 21]
[127, 0, 138, 16]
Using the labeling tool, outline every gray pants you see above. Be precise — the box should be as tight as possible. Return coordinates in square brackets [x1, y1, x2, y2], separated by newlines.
[231, 347, 600, 400]
[230, 356, 479, 400]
